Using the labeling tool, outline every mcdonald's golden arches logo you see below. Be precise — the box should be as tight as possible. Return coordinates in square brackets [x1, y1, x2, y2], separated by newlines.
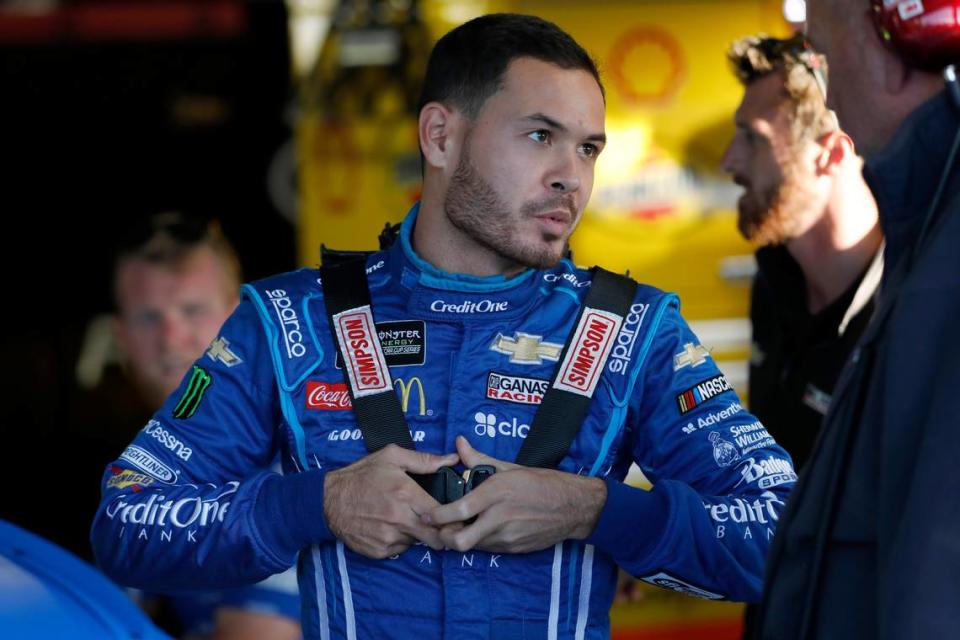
[394, 377, 430, 416]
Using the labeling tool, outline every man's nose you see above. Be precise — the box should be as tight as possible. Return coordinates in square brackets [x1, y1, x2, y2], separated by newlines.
[546, 148, 582, 193]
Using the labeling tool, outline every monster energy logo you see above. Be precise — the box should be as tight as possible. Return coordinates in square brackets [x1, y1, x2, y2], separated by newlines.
[173, 366, 212, 419]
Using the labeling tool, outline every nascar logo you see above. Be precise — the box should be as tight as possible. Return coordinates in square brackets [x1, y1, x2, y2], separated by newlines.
[553, 309, 621, 397]
[333, 306, 392, 397]
[676, 374, 732, 414]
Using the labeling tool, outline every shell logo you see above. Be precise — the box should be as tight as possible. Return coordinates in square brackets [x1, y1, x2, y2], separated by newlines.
[607, 27, 686, 106]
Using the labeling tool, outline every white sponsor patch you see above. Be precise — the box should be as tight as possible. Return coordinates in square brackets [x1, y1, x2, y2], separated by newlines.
[640, 572, 724, 600]
[333, 306, 392, 397]
[119, 445, 177, 484]
[553, 308, 621, 397]
[486, 372, 549, 405]
[898, 0, 924, 20]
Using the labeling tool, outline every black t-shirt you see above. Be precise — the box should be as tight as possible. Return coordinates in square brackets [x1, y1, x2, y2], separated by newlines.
[748, 244, 882, 469]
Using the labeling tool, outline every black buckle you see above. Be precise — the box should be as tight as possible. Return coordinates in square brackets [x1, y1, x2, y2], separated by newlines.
[411, 465, 496, 504]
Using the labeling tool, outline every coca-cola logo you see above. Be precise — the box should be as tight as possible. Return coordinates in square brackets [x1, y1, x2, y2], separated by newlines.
[306, 381, 352, 410]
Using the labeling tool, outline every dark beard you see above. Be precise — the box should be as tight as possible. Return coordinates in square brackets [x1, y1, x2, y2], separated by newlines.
[444, 141, 574, 270]
[737, 153, 817, 246]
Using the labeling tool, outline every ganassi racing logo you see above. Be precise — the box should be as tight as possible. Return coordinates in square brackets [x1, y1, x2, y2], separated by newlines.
[486, 372, 548, 405]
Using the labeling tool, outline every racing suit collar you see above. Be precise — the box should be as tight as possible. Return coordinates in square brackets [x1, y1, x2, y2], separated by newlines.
[390, 203, 546, 321]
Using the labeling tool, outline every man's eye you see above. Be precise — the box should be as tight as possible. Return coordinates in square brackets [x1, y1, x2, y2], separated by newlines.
[579, 143, 599, 158]
[528, 130, 550, 143]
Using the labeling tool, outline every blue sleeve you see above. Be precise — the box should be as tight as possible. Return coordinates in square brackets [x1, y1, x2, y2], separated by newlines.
[90, 300, 335, 592]
[586, 302, 796, 602]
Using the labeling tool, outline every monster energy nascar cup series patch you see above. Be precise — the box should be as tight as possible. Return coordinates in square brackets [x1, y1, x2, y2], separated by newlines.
[173, 365, 212, 419]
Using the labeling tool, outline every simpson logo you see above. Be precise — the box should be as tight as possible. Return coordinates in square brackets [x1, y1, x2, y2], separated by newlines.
[676, 374, 733, 414]
[306, 381, 352, 410]
[333, 306, 392, 397]
[640, 573, 724, 600]
[553, 309, 621, 397]
[119, 445, 177, 484]
[486, 372, 548, 405]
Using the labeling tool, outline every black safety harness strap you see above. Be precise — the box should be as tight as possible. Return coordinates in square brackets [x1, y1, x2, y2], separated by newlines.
[515, 267, 637, 468]
[320, 258, 636, 500]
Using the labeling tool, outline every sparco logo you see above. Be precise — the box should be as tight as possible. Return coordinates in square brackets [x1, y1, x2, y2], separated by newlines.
[106, 483, 238, 529]
[119, 445, 176, 483]
[607, 304, 648, 375]
[143, 420, 192, 461]
[486, 372, 548, 405]
[266, 289, 306, 359]
[333, 307, 391, 397]
[474, 412, 529, 439]
[735, 456, 797, 489]
[306, 381, 351, 410]
[554, 309, 621, 397]
[429, 299, 509, 314]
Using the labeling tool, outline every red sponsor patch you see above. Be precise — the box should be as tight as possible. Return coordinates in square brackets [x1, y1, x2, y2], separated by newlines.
[333, 307, 392, 397]
[554, 309, 621, 397]
[306, 381, 353, 410]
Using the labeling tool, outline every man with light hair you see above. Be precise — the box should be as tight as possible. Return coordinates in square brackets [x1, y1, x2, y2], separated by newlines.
[752, 1, 960, 637]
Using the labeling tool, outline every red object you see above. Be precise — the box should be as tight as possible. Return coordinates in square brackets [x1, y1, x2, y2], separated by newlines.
[306, 381, 352, 410]
[872, 0, 960, 70]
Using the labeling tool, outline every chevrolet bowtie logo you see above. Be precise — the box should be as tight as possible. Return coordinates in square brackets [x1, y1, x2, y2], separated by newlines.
[206, 336, 242, 367]
[490, 332, 563, 365]
[673, 342, 710, 371]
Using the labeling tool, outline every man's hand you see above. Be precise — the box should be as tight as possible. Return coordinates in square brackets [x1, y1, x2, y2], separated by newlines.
[324, 445, 459, 559]
[425, 436, 607, 553]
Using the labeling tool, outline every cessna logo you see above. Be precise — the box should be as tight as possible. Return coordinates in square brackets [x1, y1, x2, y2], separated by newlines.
[489, 333, 563, 365]
[673, 343, 710, 371]
[206, 336, 242, 367]
[554, 309, 621, 397]
[333, 306, 391, 397]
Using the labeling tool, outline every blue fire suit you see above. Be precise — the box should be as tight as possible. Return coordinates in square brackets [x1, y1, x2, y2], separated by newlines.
[92, 205, 796, 640]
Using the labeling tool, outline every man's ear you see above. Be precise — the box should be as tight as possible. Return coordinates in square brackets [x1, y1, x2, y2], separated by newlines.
[419, 102, 460, 170]
[815, 130, 855, 175]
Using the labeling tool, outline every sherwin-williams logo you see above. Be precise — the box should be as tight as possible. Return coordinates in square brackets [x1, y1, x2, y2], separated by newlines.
[553, 309, 621, 397]
[489, 333, 563, 365]
[486, 372, 548, 405]
[206, 336, 243, 367]
[675, 374, 732, 415]
[306, 381, 352, 410]
[333, 306, 391, 397]
[173, 366, 212, 419]
[430, 299, 509, 314]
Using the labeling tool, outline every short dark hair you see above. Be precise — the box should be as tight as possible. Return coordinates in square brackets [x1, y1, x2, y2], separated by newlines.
[418, 13, 602, 118]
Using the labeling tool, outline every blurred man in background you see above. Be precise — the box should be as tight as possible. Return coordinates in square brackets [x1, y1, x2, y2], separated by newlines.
[106, 213, 301, 639]
[754, 1, 960, 637]
[722, 32, 883, 638]
[722, 33, 882, 471]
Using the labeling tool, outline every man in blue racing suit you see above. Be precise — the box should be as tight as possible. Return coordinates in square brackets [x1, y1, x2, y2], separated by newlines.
[92, 14, 796, 640]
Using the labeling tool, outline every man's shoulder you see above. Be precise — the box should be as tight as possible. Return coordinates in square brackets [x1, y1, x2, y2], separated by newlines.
[243, 267, 323, 302]
[540, 259, 670, 306]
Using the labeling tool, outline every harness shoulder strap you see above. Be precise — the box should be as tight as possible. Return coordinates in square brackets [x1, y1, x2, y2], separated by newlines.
[515, 267, 638, 468]
[320, 258, 414, 453]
